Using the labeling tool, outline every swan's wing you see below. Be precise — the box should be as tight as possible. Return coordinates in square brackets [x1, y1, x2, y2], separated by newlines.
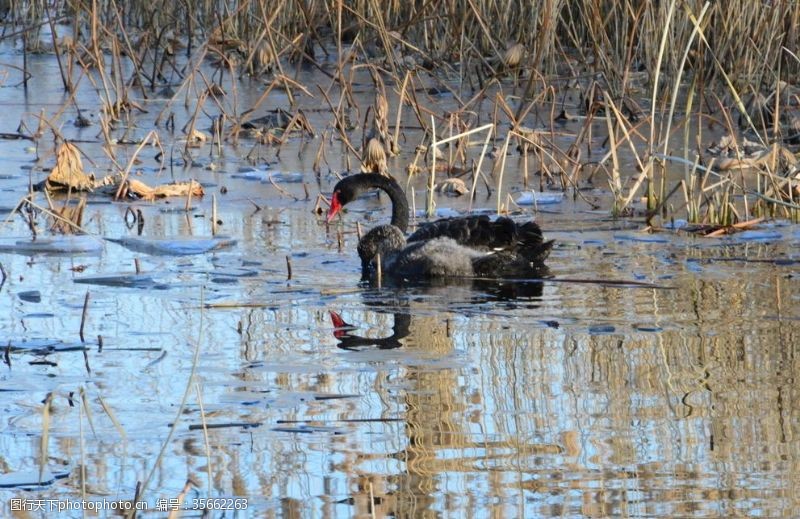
[408, 215, 516, 248]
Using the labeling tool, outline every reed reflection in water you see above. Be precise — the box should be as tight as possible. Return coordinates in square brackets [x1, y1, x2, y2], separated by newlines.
[186, 266, 796, 517]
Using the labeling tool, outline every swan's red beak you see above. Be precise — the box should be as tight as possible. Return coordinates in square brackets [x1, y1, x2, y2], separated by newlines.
[330, 311, 352, 339]
[326, 192, 342, 223]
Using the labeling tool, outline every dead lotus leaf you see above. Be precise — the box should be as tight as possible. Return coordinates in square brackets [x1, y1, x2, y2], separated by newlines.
[503, 42, 525, 69]
[374, 94, 389, 125]
[406, 163, 422, 176]
[361, 138, 388, 175]
[46, 142, 95, 191]
[123, 179, 204, 201]
[185, 129, 210, 146]
[42, 144, 204, 201]
[716, 157, 761, 171]
[717, 143, 797, 171]
[435, 177, 468, 196]
[252, 40, 275, 73]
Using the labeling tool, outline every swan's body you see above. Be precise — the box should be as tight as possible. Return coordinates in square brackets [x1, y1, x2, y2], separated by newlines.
[327, 173, 553, 281]
[384, 236, 481, 278]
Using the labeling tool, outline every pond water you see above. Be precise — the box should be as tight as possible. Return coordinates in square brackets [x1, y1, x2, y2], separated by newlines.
[0, 40, 799, 518]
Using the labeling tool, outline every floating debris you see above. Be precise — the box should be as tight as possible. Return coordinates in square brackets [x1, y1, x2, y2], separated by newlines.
[36, 143, 204, 201]
[6, 338, 87, 353]
[634, 324, 664, 332]
[187, 422, 262, 431]
[0, 236, 103, 254]
[73, 273, 167, 289]
[588, 325, 616, 334]
[414, 207, 464, 218]
[613, 233, 671, 243]
[17, 290, 41, 303]
[435, 178, 468, 196]
[272, 424, 342, 435]
[730, 230, 784, 242]
[664, 219, 689, 230]
[241, 108, 315, 139]
[107, 236, 237, 255]
[232, 170, 304, 183]
[0, 469, 68, 488]
[115, 179, 204, 201]
[516, 191, 564, 205]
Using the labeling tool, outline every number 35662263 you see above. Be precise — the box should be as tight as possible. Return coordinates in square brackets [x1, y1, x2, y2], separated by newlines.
[191, 498, 248, 510]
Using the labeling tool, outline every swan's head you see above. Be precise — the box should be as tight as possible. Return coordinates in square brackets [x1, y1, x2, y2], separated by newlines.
[357, 225, 406, 279]
[326, 175, 363, 223]
[326, 174, 406, 225]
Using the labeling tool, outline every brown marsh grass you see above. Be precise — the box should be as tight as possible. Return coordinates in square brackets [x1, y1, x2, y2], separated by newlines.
[3, 0, 800, 228]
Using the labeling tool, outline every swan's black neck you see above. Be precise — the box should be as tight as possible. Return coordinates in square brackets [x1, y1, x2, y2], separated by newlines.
[348, 174, 410, 233]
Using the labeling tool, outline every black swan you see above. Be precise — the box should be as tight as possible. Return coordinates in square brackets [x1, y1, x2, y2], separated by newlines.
[326, 173, 553, 281]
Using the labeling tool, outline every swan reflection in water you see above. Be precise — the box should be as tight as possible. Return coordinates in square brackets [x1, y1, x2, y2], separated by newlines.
[330, 279, 546, 351]
[331, 311, 411, 351]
